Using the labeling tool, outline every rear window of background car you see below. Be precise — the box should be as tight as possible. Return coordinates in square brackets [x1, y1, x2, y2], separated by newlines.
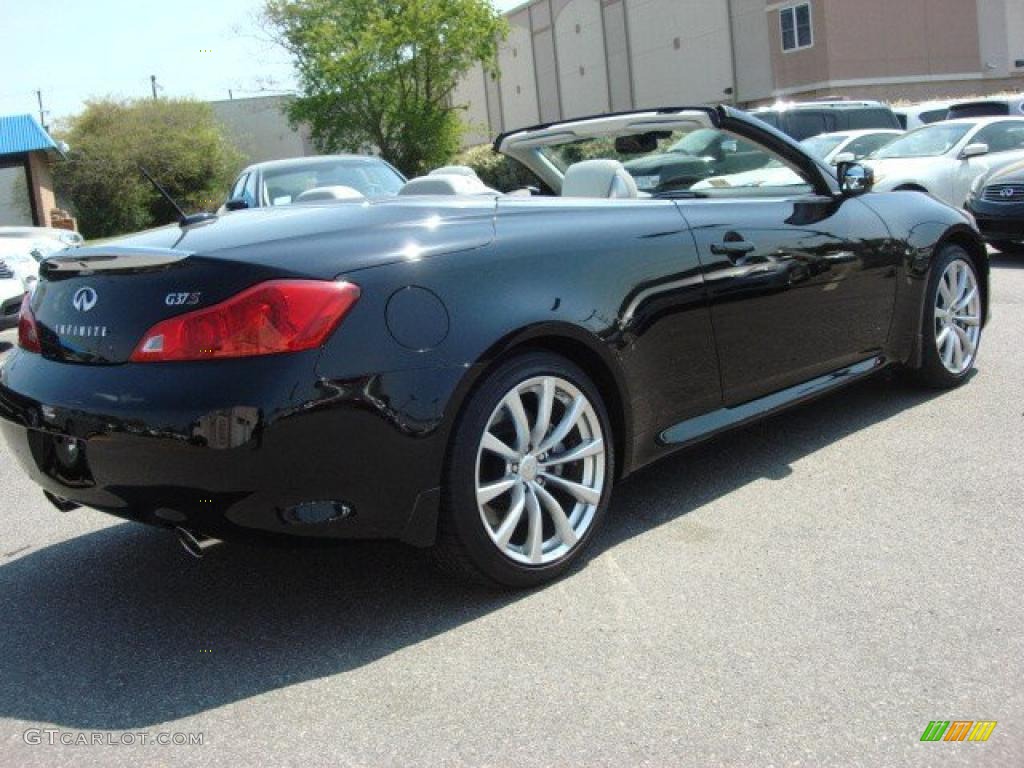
[948, 103, 1011, 119]
[845, 109, 901, 130]
[919, 109, 949, 124]
[784, 112, 833, 140]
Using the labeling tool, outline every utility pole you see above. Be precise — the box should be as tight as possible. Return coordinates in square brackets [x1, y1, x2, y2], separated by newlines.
[34, 89, 47, 131]
[725, 0, 740, 106]
[150, 75, 159, 100]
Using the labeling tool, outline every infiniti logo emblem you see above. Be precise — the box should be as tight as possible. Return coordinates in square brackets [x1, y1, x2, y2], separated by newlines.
[1001, 187, 1017, 198]
[72, 287, 98, 312]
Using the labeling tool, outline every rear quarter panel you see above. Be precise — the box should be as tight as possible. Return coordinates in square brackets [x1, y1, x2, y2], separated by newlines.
[317, 197, 723, 475]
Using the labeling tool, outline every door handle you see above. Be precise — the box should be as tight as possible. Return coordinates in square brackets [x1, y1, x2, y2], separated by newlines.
[710, 240, 756, 259]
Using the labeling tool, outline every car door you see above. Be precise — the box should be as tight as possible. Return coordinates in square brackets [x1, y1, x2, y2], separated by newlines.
[953, 121, 1024, 205]
[677, 126, 898, 406]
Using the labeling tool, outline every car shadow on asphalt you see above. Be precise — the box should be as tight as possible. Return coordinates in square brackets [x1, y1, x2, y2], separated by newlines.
[0, 370, 957, 730]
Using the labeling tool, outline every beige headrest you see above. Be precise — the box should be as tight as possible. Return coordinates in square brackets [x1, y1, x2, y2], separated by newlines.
[562, 159, 638, 199]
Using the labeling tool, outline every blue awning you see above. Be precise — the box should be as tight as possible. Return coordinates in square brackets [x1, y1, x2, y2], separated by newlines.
[0, 114, 66, 159]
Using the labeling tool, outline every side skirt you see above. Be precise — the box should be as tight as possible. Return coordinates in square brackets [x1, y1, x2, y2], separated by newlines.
[659, 355, 887, 447]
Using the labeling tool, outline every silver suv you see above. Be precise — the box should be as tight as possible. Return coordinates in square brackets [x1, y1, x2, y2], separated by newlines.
[749, 100, 902, 141]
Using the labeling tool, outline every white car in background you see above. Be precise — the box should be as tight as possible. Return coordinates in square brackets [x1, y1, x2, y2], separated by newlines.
[892, 101, 953, 130]
[691, 130, 903, 192]
[800, 129, 903, 165]
[0, 227, 83, 329]
[864, 117, 1024, 207]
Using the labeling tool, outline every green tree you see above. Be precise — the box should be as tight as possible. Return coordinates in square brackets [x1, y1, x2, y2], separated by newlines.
[265, 0, 507, 178]
[54, 99, 244, 239]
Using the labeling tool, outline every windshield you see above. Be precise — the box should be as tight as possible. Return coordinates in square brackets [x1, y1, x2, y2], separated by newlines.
[536, 126, 810, 197]
[262, 159, 405, 205]
[801, 134, 848, 159]
[872, 123, 973, 159]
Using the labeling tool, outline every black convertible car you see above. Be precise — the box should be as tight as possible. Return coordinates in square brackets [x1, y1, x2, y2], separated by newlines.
[0, 106, 988, 587]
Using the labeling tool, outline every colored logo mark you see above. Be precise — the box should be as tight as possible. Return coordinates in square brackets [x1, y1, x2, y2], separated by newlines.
[920, 721, 997, 742]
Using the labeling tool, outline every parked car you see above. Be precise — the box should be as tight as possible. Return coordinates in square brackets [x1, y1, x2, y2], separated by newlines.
[864, 117, 1024, 207]
[219, 155, 407, 212]
[0, 227, 83, 329]
[893, 101, 953, 130]
[621, 128, 771, 193]
[965, 158, 1024, 253]
[946, 96, 1024, 120]
[1, 106, 987, 587]
[800, 129, 903, 165]
[748, 100, 902, 141]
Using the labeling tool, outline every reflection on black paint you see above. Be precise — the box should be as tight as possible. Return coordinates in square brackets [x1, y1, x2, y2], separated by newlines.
[680, 196, 898, 403]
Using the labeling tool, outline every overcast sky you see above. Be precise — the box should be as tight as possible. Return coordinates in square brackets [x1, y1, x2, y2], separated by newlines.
[0, 0, 528, 125]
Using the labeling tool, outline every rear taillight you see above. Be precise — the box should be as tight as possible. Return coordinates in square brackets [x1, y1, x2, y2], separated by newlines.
[130, 280, 360, 363]
[17, 293, 41, 353]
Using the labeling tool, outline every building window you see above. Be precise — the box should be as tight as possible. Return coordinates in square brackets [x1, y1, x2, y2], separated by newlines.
[780, 3, 812, 52]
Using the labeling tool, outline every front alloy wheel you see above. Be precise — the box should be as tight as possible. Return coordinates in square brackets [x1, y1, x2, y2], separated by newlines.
[934, 258, 982, 375]
[911, 244, 983, 389]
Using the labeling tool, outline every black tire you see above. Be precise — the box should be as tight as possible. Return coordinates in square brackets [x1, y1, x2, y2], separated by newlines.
[990, 240, 1023, 255]
[433, 351, 615, 588]
[909, 244, 983, 389]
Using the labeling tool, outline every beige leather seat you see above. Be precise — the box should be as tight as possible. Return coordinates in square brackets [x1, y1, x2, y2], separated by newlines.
[428, 165, 480, 178]
[561, 159, 638, 199]
[398, 174, 498, 196]
[294, 185, 364, 202]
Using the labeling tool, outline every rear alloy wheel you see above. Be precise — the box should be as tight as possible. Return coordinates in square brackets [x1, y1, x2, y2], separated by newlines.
[476, 375, 606, 565]
[912, 245, 983, 388]
[435, 352, 614, 587]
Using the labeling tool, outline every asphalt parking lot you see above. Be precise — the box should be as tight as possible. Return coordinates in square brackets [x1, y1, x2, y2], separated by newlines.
[0, 254, 1021, 768]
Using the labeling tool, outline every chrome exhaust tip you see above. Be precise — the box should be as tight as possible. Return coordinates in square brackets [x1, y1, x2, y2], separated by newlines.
[174, 527, 217, 559]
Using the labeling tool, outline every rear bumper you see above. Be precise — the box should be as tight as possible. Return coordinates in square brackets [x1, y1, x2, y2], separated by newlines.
[0, 349, 464, 546]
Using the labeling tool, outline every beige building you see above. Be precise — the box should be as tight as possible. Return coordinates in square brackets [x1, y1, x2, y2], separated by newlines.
[209, 95, 315, 164]
[455, 0, 1024, 142]
[768, 0, 1024, 102]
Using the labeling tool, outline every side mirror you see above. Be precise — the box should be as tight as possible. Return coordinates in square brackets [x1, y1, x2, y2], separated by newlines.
[961, 143, 989, 159]
[837, 161, 874, 196]
[224, 197, 250, 211]
[832, 151, 855, 166]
